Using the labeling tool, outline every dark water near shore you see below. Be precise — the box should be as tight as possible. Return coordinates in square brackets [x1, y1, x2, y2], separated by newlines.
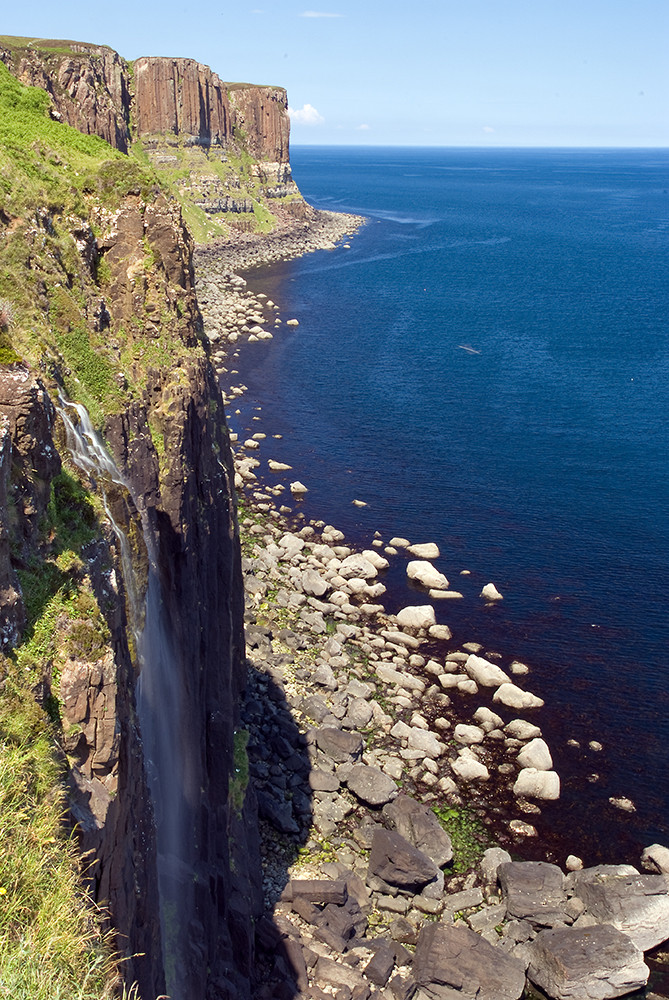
[228, 147, 669, 864]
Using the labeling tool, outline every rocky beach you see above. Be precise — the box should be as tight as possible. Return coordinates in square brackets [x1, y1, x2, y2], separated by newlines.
[194, 211, 669, 1000]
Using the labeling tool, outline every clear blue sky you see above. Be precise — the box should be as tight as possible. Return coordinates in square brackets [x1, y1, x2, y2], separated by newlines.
[3, 0, 667, 146]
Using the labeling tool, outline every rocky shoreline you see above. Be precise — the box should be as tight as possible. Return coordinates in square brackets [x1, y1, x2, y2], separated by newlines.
[195, 208, 366, 276]
[194, 214, 669, 999]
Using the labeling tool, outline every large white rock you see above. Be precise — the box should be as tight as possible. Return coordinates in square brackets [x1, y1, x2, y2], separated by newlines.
[513, 767, 560, 800]
[376, 663, 426, 692]
[517, 738, 553, 771]
[505, 719, 542, 740]
[407, 542, 440, 559]
[396, 605, 436, 630]
[339, 553, 378, 579]
[465, 654, 511, 688]
[454, 724, 485, 745]
[474, 707, 505, 732]
[641, 843, 669, 874]
[481, 582, 504, 600]
[278, 532, 305, 559]
[290, 480, 308, 495]
[301, 568, 331, 597]
[407, 728, 444, 758]
[493, 682, 545, 710]
[451, 755, 490, 781]
[407, 560, 450, 590]
[362, 549, 390, 570]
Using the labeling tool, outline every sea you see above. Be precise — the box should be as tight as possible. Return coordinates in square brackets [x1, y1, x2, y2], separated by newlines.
[226, 146, 669, 865]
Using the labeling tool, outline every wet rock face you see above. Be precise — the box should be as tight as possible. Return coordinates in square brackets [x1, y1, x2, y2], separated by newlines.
[133, 56, 290, 163]
[0, 41, 131, 151]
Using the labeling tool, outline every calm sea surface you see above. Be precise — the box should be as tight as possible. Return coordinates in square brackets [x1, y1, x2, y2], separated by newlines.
[228, 146, 669, 862]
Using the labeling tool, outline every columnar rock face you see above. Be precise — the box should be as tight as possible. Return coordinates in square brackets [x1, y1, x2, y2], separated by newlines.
[133, 56, 290, 163]
[134, 56, 231, 146]
[0, 40, 131, 151]
[228, 82, 290, 162]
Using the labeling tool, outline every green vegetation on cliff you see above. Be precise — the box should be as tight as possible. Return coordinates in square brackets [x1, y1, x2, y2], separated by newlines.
[0, 464, 124, 999]
[0, 678, 120, 1000]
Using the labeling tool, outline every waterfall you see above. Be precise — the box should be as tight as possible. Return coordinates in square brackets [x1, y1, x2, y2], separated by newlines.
[59, 399, 193, 1000]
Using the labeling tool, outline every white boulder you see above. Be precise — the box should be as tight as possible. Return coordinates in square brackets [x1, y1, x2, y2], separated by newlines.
[493, 683, 545, 710]
[481, 582, 504, 600]
[517, 738, 553, 771]
[464, 654, 511, 688]
[454, 724, 485, 745]
[407, 560, 450, 590]
[451, 755, 490, 781]
[407, 542, 440, 559]
[513, 767, 560, 801]
[396, 605, 436, 630]
[339, 553, 378, 579]
[641, 844, 669, 874]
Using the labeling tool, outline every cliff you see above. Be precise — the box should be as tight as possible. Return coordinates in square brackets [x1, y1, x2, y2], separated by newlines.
[0, 37, 306, 242]
[0, 51, 263, 999]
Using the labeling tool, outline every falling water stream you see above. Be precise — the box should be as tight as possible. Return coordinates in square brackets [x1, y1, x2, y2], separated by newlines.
[60, 399, 191, 999]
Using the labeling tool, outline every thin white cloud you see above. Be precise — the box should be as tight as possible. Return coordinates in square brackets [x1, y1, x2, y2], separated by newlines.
[356, 123, 370, 130]
[288, 103, 325, 126]
[300, 10, 343, 17]
[483, 126, 495, 133]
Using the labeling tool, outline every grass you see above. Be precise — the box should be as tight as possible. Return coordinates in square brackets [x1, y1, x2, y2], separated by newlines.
[0, 673, 122, 999]
[433, 805, 495, 874]
[229, 729, 250, 814]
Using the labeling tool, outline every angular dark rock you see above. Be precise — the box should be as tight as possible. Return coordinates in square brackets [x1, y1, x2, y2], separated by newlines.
[413, 922, 526, 1000]
[383, 793, 453, 867]
[498, 860, 569, 927]
[364, 944, 396, 986]
[292, 896, 320, 924]
[346, 764, 398, 807]
[256, 788, 299, 834]
[316, 900, 363, 943]
[314, 956, 368, 991]
[315, 726, 364, 763]
[527, 924, 649, 1000]
[390, 917, 418, 945]
[368, 828, 440, 891]
[290, 879, 349, 906]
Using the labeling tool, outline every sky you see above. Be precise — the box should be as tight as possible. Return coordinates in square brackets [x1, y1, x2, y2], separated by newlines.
[3, 1, 667, 146]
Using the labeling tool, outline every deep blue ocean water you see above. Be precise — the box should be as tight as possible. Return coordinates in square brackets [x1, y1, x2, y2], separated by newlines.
[228, 147, 669, 863]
